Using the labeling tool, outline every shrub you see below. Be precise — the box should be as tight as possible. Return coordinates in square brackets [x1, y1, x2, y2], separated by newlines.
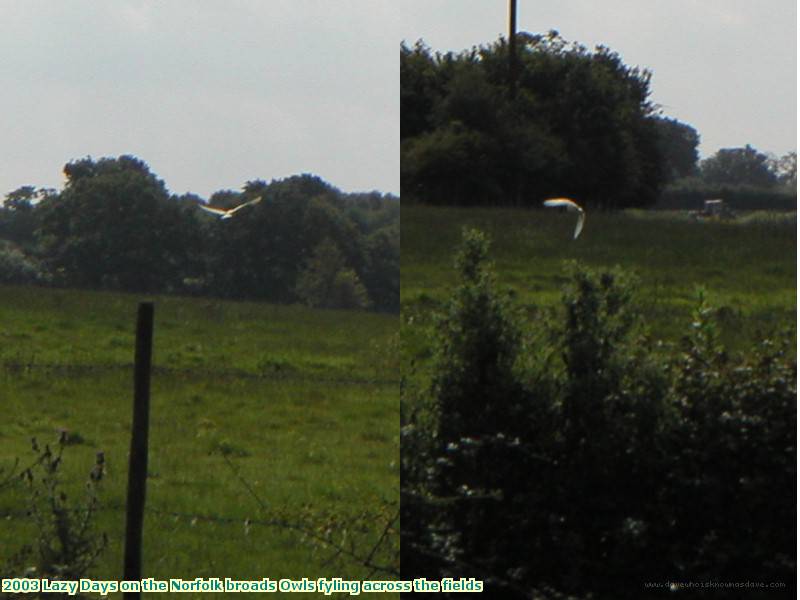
[402, 230, 796, 599]
[661, 298, 796, 585]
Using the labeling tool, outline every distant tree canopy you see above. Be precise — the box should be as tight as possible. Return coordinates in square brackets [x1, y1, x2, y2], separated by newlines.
[38, 156, 192, 292]
[699, 144, 779, 188]
[0, 185, 47, 248]
[401, 32, 685, 209]
[771, 151, 797, 189]
[654, 145, 797, 211]
[1, 155, 399, 312]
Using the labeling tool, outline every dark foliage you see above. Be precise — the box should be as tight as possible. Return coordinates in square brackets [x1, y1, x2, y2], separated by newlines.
[700, 145, 779, 188]
[0, 186, 45, 248]
[401, 33, 673, 209]
[653, 116, 701, 182]
[401, 229, 796, 599]
[37, 156, 191, 292]
[1, 156, 399, 312]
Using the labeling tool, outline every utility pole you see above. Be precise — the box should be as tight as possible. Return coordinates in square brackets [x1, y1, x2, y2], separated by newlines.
[508, 0, 518, 100]
[508, 0, 520, 204]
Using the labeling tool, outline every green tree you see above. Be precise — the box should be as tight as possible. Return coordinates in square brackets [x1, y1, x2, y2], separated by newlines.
[328, 269, 371, 310]
[194, 174, 396, 310]
[401, 122, 504, 205]
[771, 150, 797, 188]
[295, 237, 370, 310]
[0, 186, 48, 248]
[36, 156, 195, 292]
[654, 116, 700, 181]
[205, 175, 347, 302]
[3, 185, 37, 212]
[360, 223, 399, 312]
[400, 32, 667, 208]
[20, 159, 397, 312]
[400, 41, 445, 140]
[700, 144, 778, 187]
[206, 189, 244, 210]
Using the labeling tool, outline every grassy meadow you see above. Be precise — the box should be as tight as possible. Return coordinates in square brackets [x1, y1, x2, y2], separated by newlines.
[0, 287, 399, 596]
[402, 204, 796, 371]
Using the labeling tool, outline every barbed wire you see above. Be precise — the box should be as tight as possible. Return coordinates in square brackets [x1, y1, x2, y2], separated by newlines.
[0, 491, 400, 577]
[0, 361, 399, 387]
[220, 454, 399, 577]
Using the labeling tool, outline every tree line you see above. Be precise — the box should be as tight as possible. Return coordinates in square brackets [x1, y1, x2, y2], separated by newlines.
[0, 155, 399, 312]
[401, 32, 796, 208]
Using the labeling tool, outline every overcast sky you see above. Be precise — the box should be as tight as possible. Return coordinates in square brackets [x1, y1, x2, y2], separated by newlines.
[1, 1, 400, 199]
[399, 0, 797, 162]
[2, 2, 795, 201]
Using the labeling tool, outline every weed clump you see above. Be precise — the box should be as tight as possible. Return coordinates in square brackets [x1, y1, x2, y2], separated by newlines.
[1, 435, 107, 587]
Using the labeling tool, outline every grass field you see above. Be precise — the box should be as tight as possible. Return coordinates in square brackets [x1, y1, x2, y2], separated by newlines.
[402, 204, 796, 368]
[0, 286, 399, 597]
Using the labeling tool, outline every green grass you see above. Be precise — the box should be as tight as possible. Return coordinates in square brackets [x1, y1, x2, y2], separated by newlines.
[402, 205, 795, 365]
[0, 286, 399, 596]
[0, 286, 398, 380]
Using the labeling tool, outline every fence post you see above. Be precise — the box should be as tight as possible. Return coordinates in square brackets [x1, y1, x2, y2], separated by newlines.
[123, 302, 154, 597]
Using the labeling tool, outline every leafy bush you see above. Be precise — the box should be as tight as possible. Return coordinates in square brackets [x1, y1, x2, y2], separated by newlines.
[402, 228, 528, 590]
[402, 229, 796, 599]
[662, 299, 796, 585]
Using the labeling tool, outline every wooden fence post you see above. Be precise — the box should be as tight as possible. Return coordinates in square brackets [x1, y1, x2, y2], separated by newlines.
[123, 302, 154, 597]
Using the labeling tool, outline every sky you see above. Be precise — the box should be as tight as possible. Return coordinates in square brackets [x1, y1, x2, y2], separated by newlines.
[1, 1, 401, 199]
[1, 2, 795, 201]
[399, 0, 797, 162]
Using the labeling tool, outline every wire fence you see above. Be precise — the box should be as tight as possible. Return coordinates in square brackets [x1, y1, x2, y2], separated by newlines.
[0, 481, 400, 578]
[0, 360, 400, 387]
